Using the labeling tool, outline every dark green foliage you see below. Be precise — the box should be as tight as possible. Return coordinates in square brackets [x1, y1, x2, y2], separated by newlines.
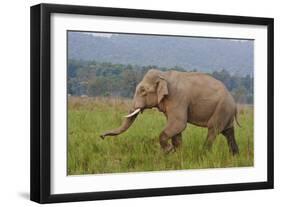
[68, 60, 253, 103]
[211, 69, 253, 103]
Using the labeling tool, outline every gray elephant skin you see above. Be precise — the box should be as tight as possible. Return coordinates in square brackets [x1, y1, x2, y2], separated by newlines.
[101, 69, 240, 155]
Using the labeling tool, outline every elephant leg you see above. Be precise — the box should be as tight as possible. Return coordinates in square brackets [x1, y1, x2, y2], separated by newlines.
[172, 133, 182, 149]
[203, 127, 219, 150]
[159, 131, 174, 153]
[222, 127, 239, 155]
[160, 119, 186, 153]
[204, 102, 227, 151]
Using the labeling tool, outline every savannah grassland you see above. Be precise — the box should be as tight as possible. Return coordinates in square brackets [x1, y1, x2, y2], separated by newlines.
[67, 96, 254, 175]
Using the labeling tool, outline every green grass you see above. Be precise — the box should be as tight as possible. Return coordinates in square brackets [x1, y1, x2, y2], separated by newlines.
[67, 97, 254, 175]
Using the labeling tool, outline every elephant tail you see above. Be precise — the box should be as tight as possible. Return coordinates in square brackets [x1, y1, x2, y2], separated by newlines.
[235, 107, 241, 127]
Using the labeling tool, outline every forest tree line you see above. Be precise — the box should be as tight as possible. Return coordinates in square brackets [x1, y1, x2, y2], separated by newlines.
[68, 59, 253, 104]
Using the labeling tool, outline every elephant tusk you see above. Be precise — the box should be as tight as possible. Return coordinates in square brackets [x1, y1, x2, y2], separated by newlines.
[124, 108, 141, 118]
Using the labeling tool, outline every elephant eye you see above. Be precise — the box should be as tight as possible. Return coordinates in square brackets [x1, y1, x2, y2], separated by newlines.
[139, 87, 147, 96]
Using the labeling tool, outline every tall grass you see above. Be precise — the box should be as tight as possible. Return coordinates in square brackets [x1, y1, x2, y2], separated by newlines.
[67, 97, 254, 175]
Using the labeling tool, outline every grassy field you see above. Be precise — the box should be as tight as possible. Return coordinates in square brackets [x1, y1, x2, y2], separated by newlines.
[67, 96, 254, 175]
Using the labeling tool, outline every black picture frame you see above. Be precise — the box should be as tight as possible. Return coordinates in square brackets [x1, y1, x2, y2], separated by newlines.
[30, 3, 274, 204]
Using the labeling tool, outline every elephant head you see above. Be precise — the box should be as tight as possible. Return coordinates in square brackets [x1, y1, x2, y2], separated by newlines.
[100, 69, 168, 138]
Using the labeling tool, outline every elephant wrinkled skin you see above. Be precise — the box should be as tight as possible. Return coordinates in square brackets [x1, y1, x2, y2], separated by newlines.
[100, 69, 240, 155]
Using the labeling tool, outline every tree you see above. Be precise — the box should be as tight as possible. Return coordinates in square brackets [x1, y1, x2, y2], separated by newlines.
[67, 59, 253, 103]
[233, 86, 247, 104]
[121, 69, 138, 97]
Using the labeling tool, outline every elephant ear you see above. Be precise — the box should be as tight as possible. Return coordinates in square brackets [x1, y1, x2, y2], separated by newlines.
[157, 76, 168, 104]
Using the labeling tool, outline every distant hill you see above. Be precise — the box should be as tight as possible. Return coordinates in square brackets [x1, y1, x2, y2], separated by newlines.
[68, 32, 254, 75]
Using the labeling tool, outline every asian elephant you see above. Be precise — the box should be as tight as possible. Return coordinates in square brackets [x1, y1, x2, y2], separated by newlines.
[100, 69, 240, 155]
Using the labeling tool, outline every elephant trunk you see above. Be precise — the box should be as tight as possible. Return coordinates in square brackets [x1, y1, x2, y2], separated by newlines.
[100, 108, 139, 139]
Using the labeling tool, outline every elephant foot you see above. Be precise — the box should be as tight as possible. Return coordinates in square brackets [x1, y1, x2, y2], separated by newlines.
[203, 140, 213, 151]
[163, 144, 175, 154]
[230, 147, 239, 156]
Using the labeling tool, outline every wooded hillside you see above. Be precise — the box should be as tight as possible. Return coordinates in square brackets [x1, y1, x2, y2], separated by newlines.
[67, 60, 253, 104]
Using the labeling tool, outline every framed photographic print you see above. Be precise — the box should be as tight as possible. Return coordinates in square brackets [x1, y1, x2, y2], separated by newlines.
[30, 3, 274, 203]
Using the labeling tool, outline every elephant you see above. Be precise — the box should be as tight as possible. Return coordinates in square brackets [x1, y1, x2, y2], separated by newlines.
[100, 69, 240, 155]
